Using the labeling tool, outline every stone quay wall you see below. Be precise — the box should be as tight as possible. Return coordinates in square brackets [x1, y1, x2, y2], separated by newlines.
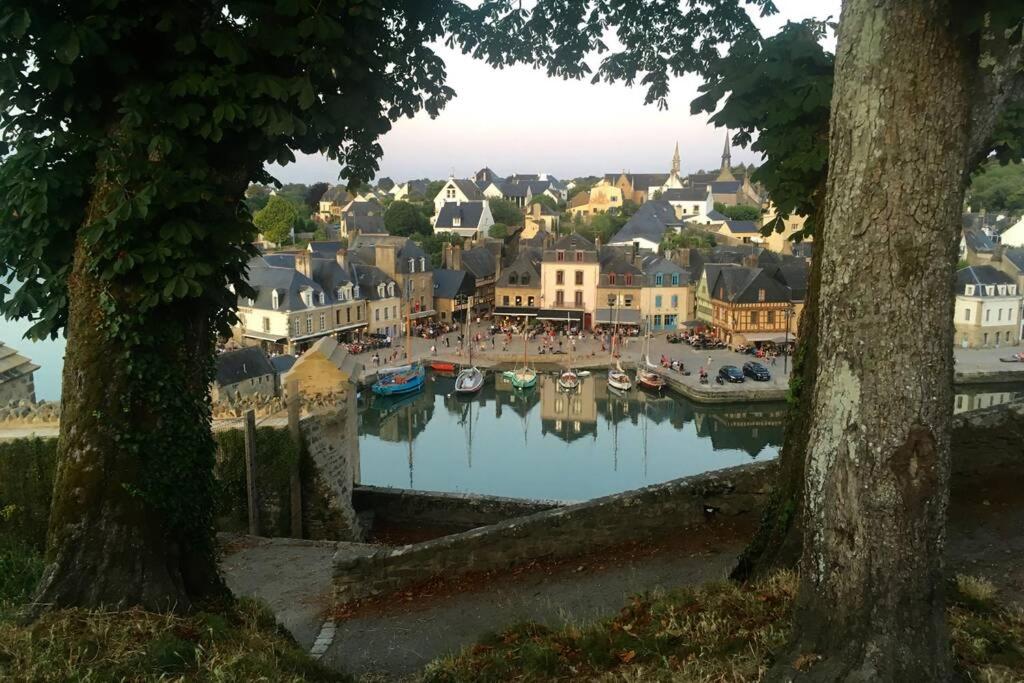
[352, 486, 563, 531]
[300, 408, 363, 542]
[333, 460, 776, 605]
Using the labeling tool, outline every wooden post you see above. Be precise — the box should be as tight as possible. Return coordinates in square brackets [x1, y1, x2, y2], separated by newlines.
[286, 378, 303, 538]
[243, 409, 260, 536]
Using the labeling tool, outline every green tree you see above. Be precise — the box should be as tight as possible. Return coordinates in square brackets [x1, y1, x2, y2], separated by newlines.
[424, 180, 446, 203]
[488, 197, 524, 226]
[385, 200, 431, 237]
[488, 222, 509, 238]
[244, 184, 272, 213]
[293, 215, 318, 237]
[415, 233, 462, 269]
[253, 195, 300, 245]
[275, 183, 309, 208]
[305, 182, 329, 211]
[720, 204, 762, 221]
[660, 228, 715, 251]
[529, 194, 557, 211]
[967, 160, 1024, 213]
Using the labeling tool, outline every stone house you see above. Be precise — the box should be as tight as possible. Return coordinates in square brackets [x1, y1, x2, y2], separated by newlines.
[339, 200, 386, 239]
[213, 347, 277, 402]
[349, 261, 402, 338]
[0, 343, 39, 404]
[349, 234, 435, 322]
[494, 247, 543, 322]
[596, 246, 644, 330]
[433, 269, 476, 323]
[567, 179, 624, 221]
[282, 336, 363, 396]
[522, 202, 561, 237]
[540, 233, 600, 329]
[954, 265, 1021, 348]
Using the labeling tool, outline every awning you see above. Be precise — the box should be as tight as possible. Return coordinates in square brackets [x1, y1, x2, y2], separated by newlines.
[537, 309, 584, 322]
[681, 320, 706, 329]
[594, 308, 642, 325]
[242, 331, 287, 343]
[409, 309, 436, 320]
[494, 306, 538, 317]
[741, 332, 794, 343]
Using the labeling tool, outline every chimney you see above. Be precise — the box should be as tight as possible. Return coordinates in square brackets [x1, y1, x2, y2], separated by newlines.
[375, 243, 397, 277]
[295, 250, 312, 278]
[335, 248, 348, 269]
[451, 244, 463, 271]
[532, 203, 542, 218]
[742, 253, 758, 268]
[993, 244, 1007, 263]
[595, 236, 602, 252]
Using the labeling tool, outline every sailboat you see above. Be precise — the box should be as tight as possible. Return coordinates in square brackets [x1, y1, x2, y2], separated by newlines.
[372, 302, 425, 396]
[607, 305, 632, 391]
[503, 327, 537, 389]
[455, 297, 484, 394]
[557, 320, 580, 392]
[636, 320, 666, 392]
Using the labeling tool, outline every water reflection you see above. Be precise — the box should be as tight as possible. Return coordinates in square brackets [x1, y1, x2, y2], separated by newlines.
[358, 372, 786, 501]
[953, 384, 1024, 414]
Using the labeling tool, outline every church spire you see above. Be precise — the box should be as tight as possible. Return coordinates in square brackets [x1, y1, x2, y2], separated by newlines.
[671, 141, 680, 177]
[717, 131, 736, 182]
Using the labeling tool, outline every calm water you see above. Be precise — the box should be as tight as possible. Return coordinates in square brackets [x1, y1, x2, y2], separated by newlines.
[358, 372, 786, 501]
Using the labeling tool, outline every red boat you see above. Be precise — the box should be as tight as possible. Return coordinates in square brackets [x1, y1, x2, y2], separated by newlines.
[429, 360, 456, 372]
[637, 367, 666, 391]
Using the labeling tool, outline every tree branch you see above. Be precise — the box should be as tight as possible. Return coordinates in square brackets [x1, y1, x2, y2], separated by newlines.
[965, 22, 1024, 172]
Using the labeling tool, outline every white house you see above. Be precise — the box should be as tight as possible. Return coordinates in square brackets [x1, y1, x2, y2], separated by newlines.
[1001, 216, 1024, 247]
[433, 177, 485, 217]
[954, 265, 1021, 348]
[433, 201, 495, 239]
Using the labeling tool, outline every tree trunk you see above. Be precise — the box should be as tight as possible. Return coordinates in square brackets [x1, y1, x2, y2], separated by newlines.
[732, 213, 824, 582]
[772, 1, 971, 679]
[33, 190, 225, 612]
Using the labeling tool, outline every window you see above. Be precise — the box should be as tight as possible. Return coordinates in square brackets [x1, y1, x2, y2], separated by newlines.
[625, 274, 633, 286]
[655, 295, 662, 308]
[388, 283, 395, 297]
[998, 308, 1003, 321]
[301, 290, 312, 307]
[392, 306, 396, 318]
[337, 287, 346, 301]
[318, 292, 325, 305]
[503, 295, 510, 305]
[408, 258, 416, 273]
[574, 291, 583, 305]
[758, 289, 766, 302]
[607, 294, 616, 306]
[319, 313, 326, 330]
[624, 295, 633, 307]
[305, 316, 313, 334]
[528, 296, 535, 306]
[750, 311, 759, 325]
[353, 285, 359, 298]
[384, 307, 389, 320]
[272, 290, 280, 310]
[608, 273, 617, 285]
[262, 317, 270, 332]
[654, 315, 662, 327]
[965, 308, 971, 321]
[556, 251, 565, 261]
[575, 252, 583, 262]
[292, 318, 300, 336]
[986, 309, 990, 322]
[671, 273, 680, 286]
[521, 274, 530, 285]
[346, 308, 351, 323]
[575, 270, 583, 285]
[965, 285, 975, 296]
[556, 270, 565, 285]
[655, 273, 663, 286]
[335, 310, 341, 325]
[515, 295, 523, 306]
[556, 290, 565, 305]
[509, 273, 518, 285]
[766, 310, 774, 325]
[446, 187, 455, 198]
[984, 332, 989, 345]
[671, 295, 678, 308]
[420, 257, 426, 271]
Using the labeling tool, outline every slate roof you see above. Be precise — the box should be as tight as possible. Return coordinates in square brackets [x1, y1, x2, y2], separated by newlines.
[461, 246, 497, 279]
[399, 179, 431, 197]
[962, 212, 1013, 233]
[435, 201, 487, 229]
[661, 187, 707, 202]
[609, 200, 679, 245]
[216, 347, 275, 386]
[709, 181, 743, 193]
[347, 214, 386, 234]
[285, 337, 362, 383]
[308, 241, 346, 257]
[498, 248, 542, 287]
[553, 232, 595, 251]
[707, 266, 790, 304]
[350, 262, 397, 300]
[956, 265, 1018, 295]
[432, 269, 476, 299]
[603, 173, 671, 190]
[450, 178, 484, 200]
[768, 263, 810, 301]
[598, 247, 644, 277]
[963, 227, 996, 253]
[638, 254, 689, 285]
[321, 185, 351, 203]
[349, 235, 431, 274]
[1005, 248, 1024, 272]
[723, 220, 760, 234]
[243, 256, 321, 311]
[270, 355, 296, 374]
[499, 180, 546, 198]
[0, 343, 39, 385]
[345, 200, 383, 217]
[706, 209, 729, 221]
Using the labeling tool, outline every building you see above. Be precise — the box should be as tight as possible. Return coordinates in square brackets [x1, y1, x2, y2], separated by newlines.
[494, 247, 543, 321]
[281, 336, 363, 394]
[701, 265, 801, 348]
[954, 265, 1021, 348]
[433, 177, 485, 217]
[715, 220, 763, 246]
[567, 180, 624, 220]
[539, 233, 600, 329]
[539, 372, 598, 443]
[962, 226, 997, 262]
[595, 247, 644, 330]
[349, 234, 435, 322]
[234, 252, 368, 354]
[0, 343, 39, 404]
[339, 200, 386, 239]
[433, 269, 476, 322]
[608, 200, 688, 252]
[432, 200, 495, 238]
[212, 347, 276, 402]
[316, 185, 354, 222]
[660, 186, 714, 222]
[638, 254, 692, 331]
[391, 179, 431, 201]
[444, 242, 500, 316]
[349, 261, 402, 338]
[759, 205, 812, 254]
[999, 217, 1024, 247]
[482, 179, 563, 208]
[991, 248, 1024, 339]
[522, 202, 561, 238]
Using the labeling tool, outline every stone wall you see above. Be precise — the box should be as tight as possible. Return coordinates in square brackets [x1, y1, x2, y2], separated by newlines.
[333, 460, 776, 604]
[300, 405, 363, 542]
[352, 486, 563, 531]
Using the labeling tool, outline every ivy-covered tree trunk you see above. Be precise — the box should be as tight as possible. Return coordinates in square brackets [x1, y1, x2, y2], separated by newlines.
[33, 191, 225, 611]
[731, 215, 823, 581]
[772, 0, 971, 678]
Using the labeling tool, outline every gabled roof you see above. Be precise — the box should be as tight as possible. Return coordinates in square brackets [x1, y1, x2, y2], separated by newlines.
[603, 172, 671, 190]
[270, 355, 296, 374]
[347, 214, 386, 234]
[0, 343, 40, 384]
[448, 178, 484, 200]
[344, 200, 383, 217]
[638, 254, 689, 284]
[321, 185, 352, 203]
[435, 201, 487, 229]
[461, 246, 497, 279]
[709, 181, 743, 193]
[767, 262, 809, 301]
[350, 262, 397, 300]
[598, 246, 643, 276]
[308, 241, 346, 257]
[498, 248, 542, 286]
[399, 179, 431, 197]
[1005, 248, 1024, 272]
[723, 220, 760, 234]
[706, 209, 729, 221]
[553, 232, 595, 251]
[243, 256, 323, 311]
[215, 347, 275, 386]
[707, 266, 790, 304]
[609, 200, 679, 245]
[349, 235, 431, 273]
[956, 265, 1018, 295]
[285, 337, 362, 383]
[963, 227, 995, 253]
[432, 269, 476, 299]
[661, 187, 707, 202]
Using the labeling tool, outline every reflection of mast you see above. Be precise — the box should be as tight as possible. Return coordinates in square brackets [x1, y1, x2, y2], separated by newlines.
[642, 397, 649, 479]
[406, 405, 413, 488]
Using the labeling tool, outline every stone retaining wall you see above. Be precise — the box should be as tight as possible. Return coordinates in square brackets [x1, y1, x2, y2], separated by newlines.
[333, 460, 776, 604]
[954, 368, 1024, 385]
[300, 409, 363, 542]
[352, 486, 563, 530]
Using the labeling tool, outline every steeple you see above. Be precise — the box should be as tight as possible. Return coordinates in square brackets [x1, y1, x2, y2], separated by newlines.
[671, 141, 681, 177]
[717, 131, 736, 182]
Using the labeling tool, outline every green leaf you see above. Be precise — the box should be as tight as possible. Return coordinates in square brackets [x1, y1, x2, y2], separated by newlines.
[56, 31, 80, 64]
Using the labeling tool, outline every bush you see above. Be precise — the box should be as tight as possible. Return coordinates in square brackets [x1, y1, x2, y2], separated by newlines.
[214, 428, 299, 537]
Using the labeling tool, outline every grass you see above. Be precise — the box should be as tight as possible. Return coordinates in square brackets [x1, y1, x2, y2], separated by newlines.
[424, 572, 1024, 683]
[0, 540, 348, 683]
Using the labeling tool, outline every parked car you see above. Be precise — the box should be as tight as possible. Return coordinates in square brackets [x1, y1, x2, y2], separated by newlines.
[743, 361, 771, 381]
[717, 365, 745, 383]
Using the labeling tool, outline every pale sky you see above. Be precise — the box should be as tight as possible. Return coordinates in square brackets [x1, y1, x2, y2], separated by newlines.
[274, 0, 840, 185]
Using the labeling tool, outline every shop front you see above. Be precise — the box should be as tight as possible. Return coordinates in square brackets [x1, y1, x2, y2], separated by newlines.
[537, 308, 588, 330]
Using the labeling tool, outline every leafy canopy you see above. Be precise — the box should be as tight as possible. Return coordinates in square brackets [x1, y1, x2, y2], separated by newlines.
[253, 195, 299, 245]
[489, 198, 525, 226]
[385, 200, 432, 237]
[489, 222, 509, 238]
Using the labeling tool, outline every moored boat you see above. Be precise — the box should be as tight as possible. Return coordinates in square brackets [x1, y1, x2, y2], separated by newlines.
[503, 367, 538, 389]
[372, 364, 425, 395]
[608, 367, 632, 391]
[636, 367, 665, 391]
[429, 360, 457, 372]
[456, 366, 484, 393]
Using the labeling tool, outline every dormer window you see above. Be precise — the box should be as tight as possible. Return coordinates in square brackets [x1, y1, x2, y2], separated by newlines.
[965, 285, 975, 296]
[388, 282, 396, 297]
[758, 289, 766, 302]
[1010, 285, 1018, 295]
[318, 292, 326, 305]
[271, 290, 280, 310]
[336, 286, 345, 301]
[998, 285, 1007, 295]
[420, 257, 426, 271]
[608, 273, 616, 285]
[655, 273, 663, 285]
[301, 289, 313, 307]
[986, 286, 995, 296]
[575, 252, 583, 262]
[556, 250, 565, 262]
[521, 274, 529, 285]
[625, 274, 633, 286]
[446, 187, 456, 199]
[452, 216, 461, 227]
[378, 283, 385, 298]
[408, 257, 416, 273]
[353, 285, 360, 299]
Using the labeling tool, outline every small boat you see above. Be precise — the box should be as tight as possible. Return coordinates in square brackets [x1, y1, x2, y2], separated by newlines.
[636, 366, 666, 392]
[503, 367, 538, 389]
[608, 367, 632, 391]
[557, 370, 580, 391]
[377, 363, 413, 377]
[372, 364, 425, 395]
[430, 360, 457, 372]
[456, 366, 484, 394]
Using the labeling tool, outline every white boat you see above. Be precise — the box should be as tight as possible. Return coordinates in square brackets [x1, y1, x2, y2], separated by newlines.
[608, 366, 632, 391]
[455, 296, 484, 394]
[636, 321, 665, 392]
[503, 329, 537, 389]
[557, 369, 580, 391]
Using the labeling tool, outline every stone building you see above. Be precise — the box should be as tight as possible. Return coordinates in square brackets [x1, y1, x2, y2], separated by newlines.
[539, 233, 600, 329]
[282, 336, 363, 395]
[494, 247, 543, 322]
[0, 343, 39, 404]
[349, 234, 435, 323]
[954, 265, 1021, 348]
[213, 347, 276, 402]
[638, 254, 692, 332]
[595, 246, 644, 330]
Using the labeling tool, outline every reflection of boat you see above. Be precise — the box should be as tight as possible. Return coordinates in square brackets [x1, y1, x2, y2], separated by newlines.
[503, 328, 537, 389]
[456, 298, 484, 394]
[373, 301, 424, 396]
[557, 369, 580, 391]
